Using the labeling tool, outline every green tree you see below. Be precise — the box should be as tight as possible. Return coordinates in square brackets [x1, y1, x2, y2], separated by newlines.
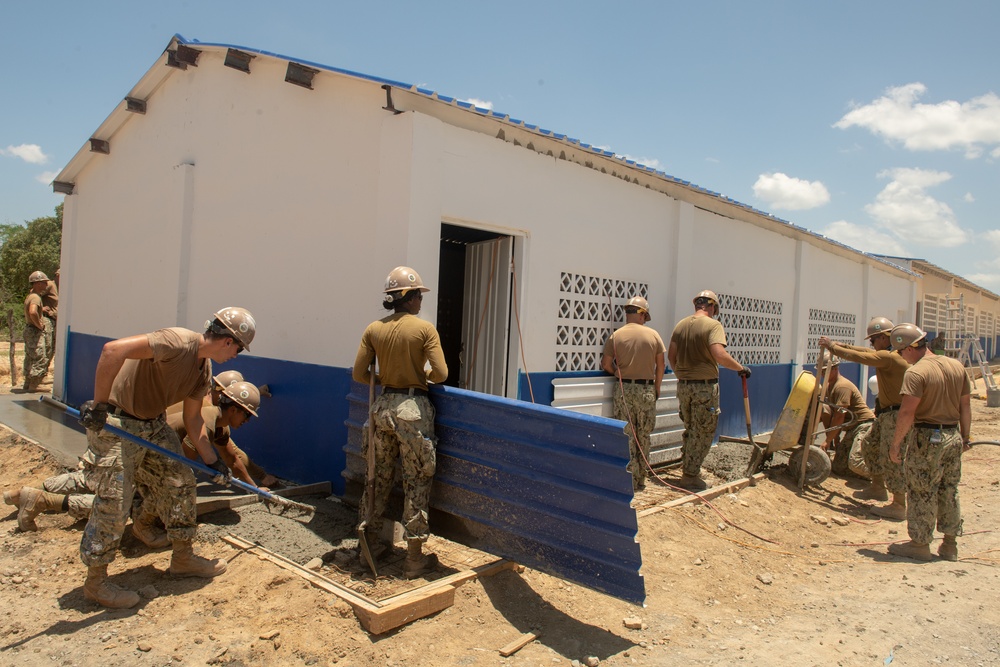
[0, 204, 63, 339]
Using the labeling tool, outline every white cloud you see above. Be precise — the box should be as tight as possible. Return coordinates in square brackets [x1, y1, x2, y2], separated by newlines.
[460, 97, 493, 111]
[821, 220, 908, 255]
[752, 172, 830, 210]
[35, 171, 58, 185]
[864, 168, 968, 247]
[1, 143, 49, 165]
[963, 192, 975, 203]
[834, 83, 1000, 159]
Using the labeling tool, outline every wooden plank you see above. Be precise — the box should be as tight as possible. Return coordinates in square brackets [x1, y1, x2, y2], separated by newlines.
[221, 535, 378, 612]
[499, 631, 540, 657]
[637, 473, 766, 518]
[196, 494, 259, 516]
[272, 481, 331, 498]
[357, 586, 456, 635]
[375, 559, 515, 606]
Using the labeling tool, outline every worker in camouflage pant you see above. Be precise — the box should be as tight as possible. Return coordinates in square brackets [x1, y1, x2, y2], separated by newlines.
[80, 415, 195, 565]
[76, 307, 256, 609]
[820, 317, 910, 518]
[886, 323, 970, 562]
[601, 296, 665, 492]
[360, 394, 437, 541]
[353, 266, 448, 579]
[668, 290, 750, 490]
[22, 271, 52, 392]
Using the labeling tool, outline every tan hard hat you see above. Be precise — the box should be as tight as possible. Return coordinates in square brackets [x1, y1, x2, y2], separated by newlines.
[626, 296, 651, 321]
[693, 290, 719, 314]
[222, 381, 260, 417]
[213, 370, 244, 391]
[384, 266, 430, 302]
[889, 323, 926, 351]
[28, 271, 49, 284]
[212, 307, 256, 351]
[865, 316, 894, 340]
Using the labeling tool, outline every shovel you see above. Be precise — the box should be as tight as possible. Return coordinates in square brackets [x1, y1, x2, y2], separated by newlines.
[65, 406, 315, 517]
[742, 375, 764, 483]
[356, 363, 379, 576]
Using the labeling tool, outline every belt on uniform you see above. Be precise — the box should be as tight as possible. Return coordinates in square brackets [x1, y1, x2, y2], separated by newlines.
[383, 387, 429, 397]
[875, 403, 900, 415]
[621, 379, 655, 385]
[108, 406, 155, 421]
[914, 422, 958, 430]
[678, 378, 718, 384]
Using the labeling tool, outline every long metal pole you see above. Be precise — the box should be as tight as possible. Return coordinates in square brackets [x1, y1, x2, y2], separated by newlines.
[61, 404, 314, 515]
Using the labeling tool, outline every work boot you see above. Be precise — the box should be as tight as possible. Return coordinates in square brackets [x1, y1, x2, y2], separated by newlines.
[938, 535, 959, 562]
[168, 540, 227, 578]
[871, 495, 906, 521]
[887, 540, 933, 562]
[856, 475, 889, 501]
[131, 511, 170, 549]
[83, 565, 140, 609]
[402, 539, 439, 580]
[675, 474, 707, 491]
[17, 487, 64, 531]
[2, 488, 21, 507]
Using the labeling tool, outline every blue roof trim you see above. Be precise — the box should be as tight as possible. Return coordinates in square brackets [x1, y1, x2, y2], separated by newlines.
[170, 34, 921, 278]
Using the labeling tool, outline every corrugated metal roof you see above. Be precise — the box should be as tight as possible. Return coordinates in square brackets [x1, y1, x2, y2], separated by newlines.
[344, 383, 645, 605]
[54, 33, 918, 279]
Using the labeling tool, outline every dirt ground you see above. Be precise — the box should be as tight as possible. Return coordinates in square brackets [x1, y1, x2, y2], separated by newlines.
[0, 379, 999, 666]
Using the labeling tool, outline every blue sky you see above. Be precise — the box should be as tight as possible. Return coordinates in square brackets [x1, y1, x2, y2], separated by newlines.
[3, 1, 999, 287]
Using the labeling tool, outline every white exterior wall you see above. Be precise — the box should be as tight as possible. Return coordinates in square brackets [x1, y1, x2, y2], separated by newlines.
[55, 41, 919, 396]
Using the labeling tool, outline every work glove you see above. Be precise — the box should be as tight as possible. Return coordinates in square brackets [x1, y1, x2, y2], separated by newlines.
[207, 458, 231, 486]
[79, 401, 109, 432]
[738, 367, 752, 379]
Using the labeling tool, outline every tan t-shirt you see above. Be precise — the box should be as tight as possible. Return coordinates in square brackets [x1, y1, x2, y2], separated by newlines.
[669, 315, 727, 380]
[602, 323, 665, 380]
[826, 375, 876, 422]
[900, 354, 971, 424]
[830, 343, 909, 408]
[23, 293, 44, 330]
[41, 280, 58, 319]
[109, 328, 211, 420]
[352, 312, 448, 390]
[167, 405, 229, 456]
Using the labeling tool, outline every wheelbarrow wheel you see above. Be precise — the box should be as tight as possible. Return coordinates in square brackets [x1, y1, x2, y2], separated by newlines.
[786, 445, 831, 486]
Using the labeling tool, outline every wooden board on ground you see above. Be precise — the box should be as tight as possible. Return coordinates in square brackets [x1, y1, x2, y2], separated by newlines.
[222, 534, 516, 635]
[195, 481, 332, 516]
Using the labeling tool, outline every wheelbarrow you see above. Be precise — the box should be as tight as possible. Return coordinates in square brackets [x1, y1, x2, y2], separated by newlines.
[744, 367, 855, 486]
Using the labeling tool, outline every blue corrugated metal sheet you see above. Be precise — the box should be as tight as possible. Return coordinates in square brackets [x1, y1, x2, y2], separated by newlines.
[344, 384, 645, 605]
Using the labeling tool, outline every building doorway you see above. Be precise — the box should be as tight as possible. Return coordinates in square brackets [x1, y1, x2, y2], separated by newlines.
[437, 223, 517, 396]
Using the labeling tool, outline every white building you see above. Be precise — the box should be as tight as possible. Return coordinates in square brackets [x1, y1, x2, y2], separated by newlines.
[52, 35, 918, 489]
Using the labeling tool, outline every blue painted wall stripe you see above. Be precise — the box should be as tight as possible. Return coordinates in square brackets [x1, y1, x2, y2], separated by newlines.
[64, 332, 351, 494]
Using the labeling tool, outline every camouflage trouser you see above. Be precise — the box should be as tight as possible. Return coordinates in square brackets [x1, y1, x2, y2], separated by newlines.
[833, 419, 873, 476]
[846, 421, 874, 479]
[43, 464, 97, 520]
[80, 415, 197, 566]
[677, 382, 720, 477]
[873, 411, 906, 494]
[613, 382, 657, 490]
[42, 315, 56, 370]
[22, 321, 50, 383]
[904, 426, 963, 544]
[183, 435, 269, 485]
[358, 393, 437, 543]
